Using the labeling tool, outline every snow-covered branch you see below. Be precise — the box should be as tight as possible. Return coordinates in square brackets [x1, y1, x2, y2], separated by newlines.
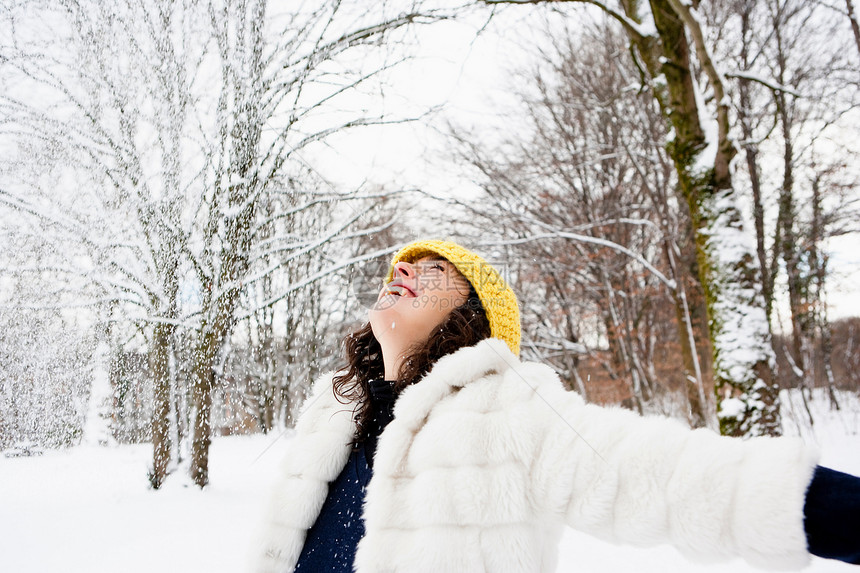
[481, 0, 656, 41]
[483, 229, 677, 290]
[725, 71, 804, 98]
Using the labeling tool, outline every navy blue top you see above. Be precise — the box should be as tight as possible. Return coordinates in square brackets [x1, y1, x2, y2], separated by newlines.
[293, 446, 371, 571]
[294, 379, 397, 572]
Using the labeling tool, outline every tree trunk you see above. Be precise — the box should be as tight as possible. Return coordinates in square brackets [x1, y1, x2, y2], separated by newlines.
[189, 324, 218, 488]
[188, 0, 265, 487]
[664, 235, 715, 429]
[776, 100, 808, 385]
[772, 13, 816, 409]
[700, 190, 781, 437]
[745, 135, 773, 323]
[649, 0, 780, 436]
[846, 0, 860, 58]
[189, 183, 254, 486]
[150, 321, 174, 489]
[810, 174, 840, 410]
[600, 269, 645, 414]
[736, 1, 774, 324]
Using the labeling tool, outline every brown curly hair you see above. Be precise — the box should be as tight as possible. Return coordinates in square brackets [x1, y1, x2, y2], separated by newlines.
[333, 285, 491, 445]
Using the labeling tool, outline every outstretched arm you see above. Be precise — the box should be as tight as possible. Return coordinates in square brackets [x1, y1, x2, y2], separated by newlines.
[528, 376, 820, 569]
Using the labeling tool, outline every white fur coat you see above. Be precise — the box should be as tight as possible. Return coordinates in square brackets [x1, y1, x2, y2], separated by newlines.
[253, 338, 818, 573]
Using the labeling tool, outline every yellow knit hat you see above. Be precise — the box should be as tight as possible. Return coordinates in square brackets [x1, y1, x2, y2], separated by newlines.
[386, 239, 521, 355]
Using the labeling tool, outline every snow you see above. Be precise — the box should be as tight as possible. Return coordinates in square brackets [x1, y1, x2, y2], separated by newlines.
[2, 391, 860, 573]
[718, 396, 746, 420]
[690, 71, 719, 178]
[0, 434, 286, 573]
[707, 187, 778, 429]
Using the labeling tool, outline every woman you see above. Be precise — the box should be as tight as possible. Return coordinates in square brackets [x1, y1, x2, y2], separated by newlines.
[254, 239, 860, 573]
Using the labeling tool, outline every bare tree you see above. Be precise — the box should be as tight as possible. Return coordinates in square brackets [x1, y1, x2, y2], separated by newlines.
[718, 0, 859, 421]
[478, 0, 793, 436]
[0, 0, 204, 486]
[0, 0, 449, 487]
[180, 0, 457, 487]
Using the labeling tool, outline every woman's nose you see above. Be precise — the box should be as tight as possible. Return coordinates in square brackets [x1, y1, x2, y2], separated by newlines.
[392, 261, 413, 278]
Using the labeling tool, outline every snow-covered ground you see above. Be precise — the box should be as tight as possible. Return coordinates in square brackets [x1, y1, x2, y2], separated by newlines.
[3, 390, 859, 573]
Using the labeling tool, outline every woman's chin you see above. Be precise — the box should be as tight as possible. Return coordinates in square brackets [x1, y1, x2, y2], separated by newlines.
[368, 306, 396, 336]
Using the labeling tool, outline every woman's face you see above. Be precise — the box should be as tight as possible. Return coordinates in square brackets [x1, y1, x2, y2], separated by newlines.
[369, 255, 471, 352]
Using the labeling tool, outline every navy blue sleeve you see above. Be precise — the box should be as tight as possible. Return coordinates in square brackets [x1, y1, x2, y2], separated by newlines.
[804, 465, 860, 565]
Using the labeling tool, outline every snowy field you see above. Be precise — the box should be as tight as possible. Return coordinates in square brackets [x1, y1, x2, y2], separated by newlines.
[3, 390, 860, 573]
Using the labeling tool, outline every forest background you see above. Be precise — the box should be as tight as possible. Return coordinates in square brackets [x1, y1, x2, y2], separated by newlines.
[1, 0, 860, 493]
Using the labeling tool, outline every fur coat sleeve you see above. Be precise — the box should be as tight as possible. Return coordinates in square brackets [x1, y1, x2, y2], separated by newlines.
[252, 338, 819, 573]
[526, 368, 819, 569]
